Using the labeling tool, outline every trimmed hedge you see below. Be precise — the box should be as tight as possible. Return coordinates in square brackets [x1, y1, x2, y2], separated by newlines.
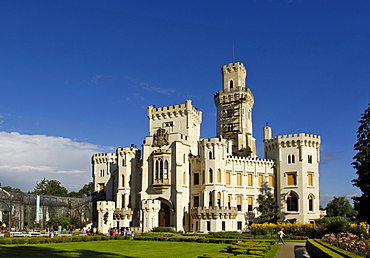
[0, 235, 127, 245]
[306, 239, 363, 258]
[134, 235, 237, 244]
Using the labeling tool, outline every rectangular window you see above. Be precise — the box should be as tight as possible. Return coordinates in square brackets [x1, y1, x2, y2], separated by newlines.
[308, 155, 313, 164]
[194, 196, 199, 207]
[258, 175, 263, 187]
[237, 221, 242, 230]
[194, 173, 200, 185]
[99, 183, 104, 191]
[268, 175, 273, 187]
[207, 221, 211, 231]
[248, 197, 253, 212]
[228, 195, 231, 209]
[217, 169, 221, 183]
[222, 221, 225, 231]
[237, 173, 242, 186]
[226, 172, 231, 185]
[287, 173, 297, 186]
[237, 196, 242, 211]
[247, 174, 253, 186]
[308, 173, 313, 186]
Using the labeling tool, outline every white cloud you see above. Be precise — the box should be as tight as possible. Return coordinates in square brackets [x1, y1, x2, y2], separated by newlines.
[0, 132, 104, 192]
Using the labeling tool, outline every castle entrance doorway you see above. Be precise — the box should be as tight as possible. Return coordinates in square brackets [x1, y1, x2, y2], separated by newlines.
[158, 201, 171, 227]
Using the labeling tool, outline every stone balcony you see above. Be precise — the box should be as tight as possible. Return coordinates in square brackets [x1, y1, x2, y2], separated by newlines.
[151, 179, 171, 194]
[113, 208, 134, 220]
[190, 207, 238, 220]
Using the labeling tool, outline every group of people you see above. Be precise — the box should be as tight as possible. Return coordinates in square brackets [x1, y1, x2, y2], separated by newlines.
[46, 225, 74, 238]
[108, 227, 135, 237]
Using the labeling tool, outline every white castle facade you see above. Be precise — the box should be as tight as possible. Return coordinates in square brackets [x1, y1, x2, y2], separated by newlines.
[92, 62, 322, 234]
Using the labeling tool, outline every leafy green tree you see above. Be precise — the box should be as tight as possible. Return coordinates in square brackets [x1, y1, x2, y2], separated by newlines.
[32, 178, 68, 197]
[315, 216, 350, 235]
[1, 186, 23, 193]
[68, 191, 83, 198]
[352, 102, 370, 223]
[68, 182, 93, 198]
[256, 182, 279, 223]
[325, 196, 357, 221]
[46, 217, 71, 229]
[78, 182, 93, 197]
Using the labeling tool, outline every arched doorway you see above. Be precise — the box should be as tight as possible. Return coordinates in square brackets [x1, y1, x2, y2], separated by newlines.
[158, 201, 171, 227]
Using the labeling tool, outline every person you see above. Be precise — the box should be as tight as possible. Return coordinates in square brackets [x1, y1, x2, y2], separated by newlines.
[49, 225, 54, 238]
[277, 229, 285, 244]
[58, 225, 62, 236]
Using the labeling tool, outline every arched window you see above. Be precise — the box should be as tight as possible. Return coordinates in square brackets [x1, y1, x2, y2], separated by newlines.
[160, 160, 163, 179]
[209, 151, 213, 159]
[164, 160, 168, 179]
[230, 80, 234, 89]
[287, 192, 298, 211]
[217, 192, 221, 207]
[155, 160, 159, 179]
[292, 154, 295, 163]
[122, 158, 125, 166]
[288, 155, 291, 164]
[308, 195, 314, 211]
[122, 194, 125, 208]
[209, 192, 213, 207]
[209, 168, 213, 183]
[128, 194, 132, 208]
[217, 169, 221, 183]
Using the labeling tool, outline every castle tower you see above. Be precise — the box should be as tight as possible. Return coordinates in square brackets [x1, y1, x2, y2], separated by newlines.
[214, 62, 256, 157]
[263, 126, 321, 223]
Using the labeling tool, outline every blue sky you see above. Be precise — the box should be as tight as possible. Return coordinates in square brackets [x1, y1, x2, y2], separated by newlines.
[0, 0, 369, 206]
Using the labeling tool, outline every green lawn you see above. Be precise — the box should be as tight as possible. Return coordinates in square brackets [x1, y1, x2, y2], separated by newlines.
[0, 240, 229, 258]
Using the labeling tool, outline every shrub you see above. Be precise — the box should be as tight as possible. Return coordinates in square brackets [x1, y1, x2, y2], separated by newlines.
[28, 238, 43, 244]
[151, 226, 174, 232]
[315, 216, 349, 235]
[46, 217, 71, 229]
[324, 232, 369, 257]
[0, 238, 13, 244]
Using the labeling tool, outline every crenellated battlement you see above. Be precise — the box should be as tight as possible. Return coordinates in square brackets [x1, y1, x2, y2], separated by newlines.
[117, 146, 139, 156]
[148, 99, 201, 123]
[222, 62, 246, 74]
[92, 152, 117, 164]
[264, 133, 320, 150]
[226, 155, 274, 165]
[200, 137, 226, 145]
[141, 199, 161, 211]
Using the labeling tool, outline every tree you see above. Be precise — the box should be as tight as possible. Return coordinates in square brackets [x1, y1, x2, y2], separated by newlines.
[32, 178, 68, 197]
[256, 182, 279, 223]
[325, 196, 357, 221]
[78, 182, 93, 197]
[1, 186, 23, 193]
[352, 102, 370, 222]
[68, 182, 93, 198]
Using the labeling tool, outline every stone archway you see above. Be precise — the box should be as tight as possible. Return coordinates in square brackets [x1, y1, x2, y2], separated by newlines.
[157, 199, 172, 227]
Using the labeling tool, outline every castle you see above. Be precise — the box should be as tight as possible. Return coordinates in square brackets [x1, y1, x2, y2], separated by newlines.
[92, 61, 322, 234]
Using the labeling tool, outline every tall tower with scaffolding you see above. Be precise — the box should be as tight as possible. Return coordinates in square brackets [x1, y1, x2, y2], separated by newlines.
[214, 62, 256, 157]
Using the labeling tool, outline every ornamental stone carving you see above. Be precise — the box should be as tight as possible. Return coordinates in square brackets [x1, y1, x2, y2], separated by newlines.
[152, 128, 169, 148]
